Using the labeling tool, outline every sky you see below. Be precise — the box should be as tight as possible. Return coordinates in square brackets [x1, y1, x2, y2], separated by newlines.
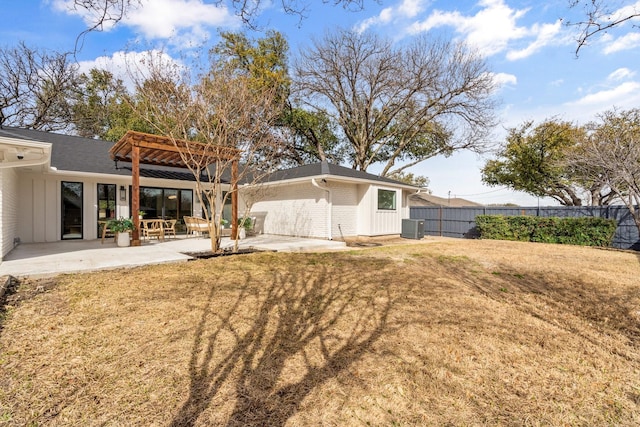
[1, 0, 640, 206]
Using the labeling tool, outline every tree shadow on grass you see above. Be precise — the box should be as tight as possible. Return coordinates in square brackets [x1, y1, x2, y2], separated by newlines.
[170, 258, 401, 426]
[442, 257, 640, 352]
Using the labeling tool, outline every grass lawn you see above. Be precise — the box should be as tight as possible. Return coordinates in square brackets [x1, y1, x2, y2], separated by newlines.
[1, 239, 639, 426]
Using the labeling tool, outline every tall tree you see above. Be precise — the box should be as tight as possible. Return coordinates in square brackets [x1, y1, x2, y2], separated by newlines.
[213, 31, 344, 166]
[130, 52, 284, 252]
[294, 29, 497, 176]
[0, 42, 78, 131]
[568, 108, 640, 233]
[71, 68, 145, 141]
[482, 119, 612, 206]
[277, 107, 346, 166]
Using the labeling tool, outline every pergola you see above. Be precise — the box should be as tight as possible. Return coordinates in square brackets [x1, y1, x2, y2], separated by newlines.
[110, 130, 240, 245]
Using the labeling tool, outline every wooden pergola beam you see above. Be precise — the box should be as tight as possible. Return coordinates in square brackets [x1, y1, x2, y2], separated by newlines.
[110, 130, 241, 246]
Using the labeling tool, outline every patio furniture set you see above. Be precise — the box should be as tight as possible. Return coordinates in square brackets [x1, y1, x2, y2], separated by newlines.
[99, 219, 177, 244]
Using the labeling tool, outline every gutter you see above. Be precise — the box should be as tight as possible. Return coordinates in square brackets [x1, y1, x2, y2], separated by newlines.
[311, 178, 332, 240]
[0, 139, 51, 169]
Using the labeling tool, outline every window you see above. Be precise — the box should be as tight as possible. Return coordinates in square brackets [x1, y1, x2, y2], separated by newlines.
[377, 189, 396, 210]
[62, 181, 83, 239]
[131, 186, 193, 232]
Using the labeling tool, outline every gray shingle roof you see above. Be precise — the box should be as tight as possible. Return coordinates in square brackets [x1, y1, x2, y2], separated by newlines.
[0, 127, 204, 182]
[1, 127, 414, 188]
[264, 161, 414, 188]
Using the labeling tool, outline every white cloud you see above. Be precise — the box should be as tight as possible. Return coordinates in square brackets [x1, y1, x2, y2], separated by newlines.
[77, 50, 185, 91]
[51, 0, 238, 45]
[491, 72, 517, 89]
[126, 0, 235, 39]
[608, 67, 636, 81]
[50, 0, 120, 30]
[506, 21, 562, 60]
[565, 81, 640, 107]
[397, 0, 425, 18]
[356, 0, 427, 32]
[610, 0, 640, 23]
[603, 32, 640, 54]
[406, 0, 566, 59]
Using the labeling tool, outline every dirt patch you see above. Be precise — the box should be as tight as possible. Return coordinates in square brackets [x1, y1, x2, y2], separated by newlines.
[182, 247, 268, 259]
[341, 234, 434, 247]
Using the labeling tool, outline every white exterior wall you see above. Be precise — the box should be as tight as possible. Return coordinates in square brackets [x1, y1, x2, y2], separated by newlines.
[330, 182, 360, 238]
[249, 180, 408, 239]
[1, 168, 19, 260]
[357, 185, 405, 236]
[17, 171, 201, 243]
[250, 181, 328, 238]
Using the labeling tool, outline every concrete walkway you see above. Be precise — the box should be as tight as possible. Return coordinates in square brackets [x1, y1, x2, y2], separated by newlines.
[0, 235, 347, 278]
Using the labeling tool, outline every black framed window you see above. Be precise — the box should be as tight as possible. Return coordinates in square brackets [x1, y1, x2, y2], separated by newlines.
[377, 189, 396, 210]
[62, 181, 83, 239]
[131, 186, 193, 232]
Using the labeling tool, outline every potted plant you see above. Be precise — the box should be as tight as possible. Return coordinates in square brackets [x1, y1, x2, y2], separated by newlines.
[237, 217, 253, 239]
[138, 210, 146, 220]
[108, 217, 135, 247]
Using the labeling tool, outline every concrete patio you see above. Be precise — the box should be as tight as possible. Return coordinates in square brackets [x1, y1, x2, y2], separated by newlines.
[0, 235, 347, 279]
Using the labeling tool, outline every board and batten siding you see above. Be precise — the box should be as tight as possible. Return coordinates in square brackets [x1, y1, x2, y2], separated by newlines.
[358, 185, 407, 236]
[1, 168, 19, 260]
[17, 172, 199, 243]
[19, 172, 66, 243]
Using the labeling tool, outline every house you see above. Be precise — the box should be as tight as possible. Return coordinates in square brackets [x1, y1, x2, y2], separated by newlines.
[409, 193, 482, 207]
[0, 127, 418, 260]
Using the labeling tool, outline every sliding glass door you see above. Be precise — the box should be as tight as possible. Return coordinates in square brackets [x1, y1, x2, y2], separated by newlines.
[133, 186, 193, 232]
[61, 181, 83, 240]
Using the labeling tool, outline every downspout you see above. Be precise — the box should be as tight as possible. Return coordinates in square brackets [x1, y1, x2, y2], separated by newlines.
[311, 178, 332, 240]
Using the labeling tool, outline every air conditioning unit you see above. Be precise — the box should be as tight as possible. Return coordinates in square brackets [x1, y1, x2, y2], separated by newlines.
[401, 219, 425, 239]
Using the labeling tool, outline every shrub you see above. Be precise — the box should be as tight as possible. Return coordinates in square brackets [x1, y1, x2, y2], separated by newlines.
[476, 215, 617, 247]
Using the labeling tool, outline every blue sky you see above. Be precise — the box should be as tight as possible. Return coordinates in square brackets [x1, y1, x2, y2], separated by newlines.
[2, 0, 640, 205]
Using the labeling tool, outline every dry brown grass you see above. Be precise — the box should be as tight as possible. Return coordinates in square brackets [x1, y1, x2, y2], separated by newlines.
[1, 239, 639, 426]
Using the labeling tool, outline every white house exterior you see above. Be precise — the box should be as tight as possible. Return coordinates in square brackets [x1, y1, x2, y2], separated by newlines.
[250, 163, 413, 239]
[0, 127, 417, 261]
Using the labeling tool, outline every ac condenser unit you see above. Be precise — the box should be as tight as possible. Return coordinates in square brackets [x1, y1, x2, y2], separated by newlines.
[401, 219, 425, 239]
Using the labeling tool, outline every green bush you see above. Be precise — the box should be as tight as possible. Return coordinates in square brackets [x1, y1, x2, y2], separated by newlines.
[475, 215, 617, 247]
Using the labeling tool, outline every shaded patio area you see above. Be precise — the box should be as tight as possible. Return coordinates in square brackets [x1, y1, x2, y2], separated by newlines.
[0, 235, 347, 278]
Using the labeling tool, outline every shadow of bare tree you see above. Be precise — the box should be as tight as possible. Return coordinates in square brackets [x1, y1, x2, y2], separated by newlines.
[169, 258, 399, 426]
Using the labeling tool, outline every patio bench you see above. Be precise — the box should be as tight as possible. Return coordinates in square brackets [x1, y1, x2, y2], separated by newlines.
[184, 216, 210, 236]
[184, 216, 233, 237]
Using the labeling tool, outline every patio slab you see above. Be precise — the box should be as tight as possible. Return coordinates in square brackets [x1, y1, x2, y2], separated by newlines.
[0, 235, 347, 278]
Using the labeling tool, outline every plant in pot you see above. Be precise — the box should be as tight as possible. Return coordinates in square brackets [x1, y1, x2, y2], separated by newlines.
[108, 217, 135, 247]
[237, 217, 253, 239]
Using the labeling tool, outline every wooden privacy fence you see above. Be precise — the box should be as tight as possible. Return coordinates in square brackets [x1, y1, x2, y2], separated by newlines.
[409, 205, 640, 250]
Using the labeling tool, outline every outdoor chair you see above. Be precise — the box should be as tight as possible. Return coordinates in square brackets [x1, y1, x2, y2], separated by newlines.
[99, 220, 116, 244]
[141, 219, 164, 240]
[163, 219, 177, 238]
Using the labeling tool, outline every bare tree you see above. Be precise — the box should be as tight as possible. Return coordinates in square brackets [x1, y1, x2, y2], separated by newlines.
[567, 0, 640, 54]
[293, 29, 497, 176]
[0, 42, 79, 131]
[130, 53, 283, 252]
[568, 108, 640, 233]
